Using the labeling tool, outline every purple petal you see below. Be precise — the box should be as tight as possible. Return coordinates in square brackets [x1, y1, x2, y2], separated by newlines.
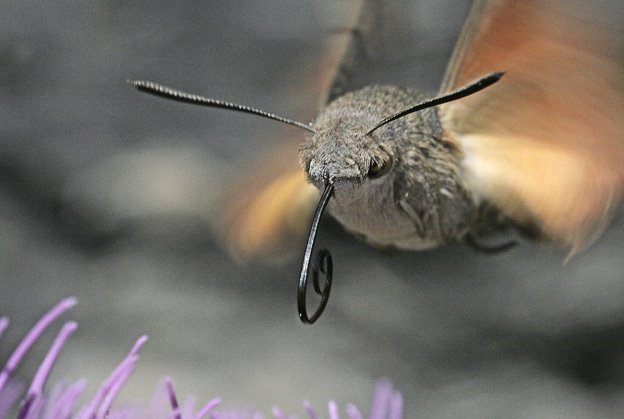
[0, 380, 24, 418]
[165, 377, 181, 419]
[18, 321, 78, 419]
[41, 380, 68, 419]
[78, 336, 147, 419]
[193, 397, 221, 419]
[388, 392, 403, 419]
[0, 297, 77, 395]
[144, 379, 170, 416]
[272, 406, 287, 419]
[345, 404, 362, 419]
[128, 335, 148, 357]
[17, 392, 45, 419]
[302, 400, 318, 419]
[45, 380, 87, 419]
[0, 317, 9, 342]
[28, 322, 78, 397]
[180, 396, 196, 418]
[368, 379, 392, 419]
[17, 393, 36, 419]
[95, 360, 135, 419]
[328, 400, 340, 419]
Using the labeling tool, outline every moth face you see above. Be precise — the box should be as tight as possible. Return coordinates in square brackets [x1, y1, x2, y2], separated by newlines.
[299, 103, 394, 193]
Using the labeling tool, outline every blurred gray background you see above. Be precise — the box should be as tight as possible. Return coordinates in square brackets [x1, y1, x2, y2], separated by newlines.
[2, 1, 624, 417]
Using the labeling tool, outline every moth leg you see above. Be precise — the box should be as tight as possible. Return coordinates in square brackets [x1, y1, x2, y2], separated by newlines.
[464, 233, 517, 254]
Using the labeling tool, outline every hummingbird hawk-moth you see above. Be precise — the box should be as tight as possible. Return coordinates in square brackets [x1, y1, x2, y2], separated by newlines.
[133, 0, 624, 323]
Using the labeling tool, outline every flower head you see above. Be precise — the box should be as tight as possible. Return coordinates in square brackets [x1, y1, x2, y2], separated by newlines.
[0, 299, 403, 418]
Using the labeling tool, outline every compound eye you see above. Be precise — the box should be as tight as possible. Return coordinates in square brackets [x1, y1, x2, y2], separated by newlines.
[367, 154, 393, 179]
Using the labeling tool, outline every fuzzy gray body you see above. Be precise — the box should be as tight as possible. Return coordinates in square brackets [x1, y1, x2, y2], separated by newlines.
[299, 85, 483, 250]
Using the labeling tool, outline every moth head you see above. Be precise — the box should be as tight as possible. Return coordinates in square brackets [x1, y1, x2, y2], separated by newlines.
[299, 106, 395, 190]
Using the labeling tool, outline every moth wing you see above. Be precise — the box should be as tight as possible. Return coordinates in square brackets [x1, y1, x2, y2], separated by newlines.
[224, 142, 319, 262]
[438, 0, 624, 254]
[324, 0, 420, 104]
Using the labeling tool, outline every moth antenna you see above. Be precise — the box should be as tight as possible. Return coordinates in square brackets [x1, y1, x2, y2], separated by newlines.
[298, 183, 334, 324]
[365, 72, 504, 135]
[130, 80, 316, 133]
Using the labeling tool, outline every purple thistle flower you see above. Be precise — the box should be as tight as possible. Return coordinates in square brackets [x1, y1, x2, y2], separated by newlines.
[0, 299, 404, 419]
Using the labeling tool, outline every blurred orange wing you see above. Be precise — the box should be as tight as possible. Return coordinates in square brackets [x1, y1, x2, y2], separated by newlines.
[438, 0, 624, 254]
[223, 142, 318, 262]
